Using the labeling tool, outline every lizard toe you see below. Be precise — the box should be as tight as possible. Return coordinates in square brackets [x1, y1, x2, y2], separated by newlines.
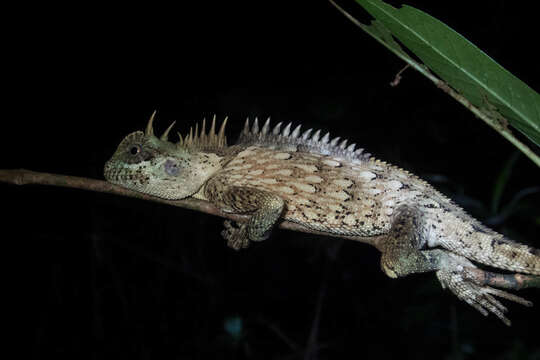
[221, 220, 250, 250]
[436, 268, 531, 326]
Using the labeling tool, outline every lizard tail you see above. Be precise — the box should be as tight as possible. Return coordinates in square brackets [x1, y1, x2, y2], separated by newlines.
[442, 234, 540, 276]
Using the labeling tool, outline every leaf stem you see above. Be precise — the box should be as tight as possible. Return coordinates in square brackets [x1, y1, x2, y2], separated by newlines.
[328, 0, 540, 166]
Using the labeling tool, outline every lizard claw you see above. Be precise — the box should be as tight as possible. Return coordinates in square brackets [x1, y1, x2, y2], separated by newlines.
[436, 269, 532, 326]
[221, 220, 250, 250]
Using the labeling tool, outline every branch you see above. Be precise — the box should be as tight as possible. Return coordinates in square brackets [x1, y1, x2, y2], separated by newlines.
[464, 267, 540, 290]
[2, 168, 538, 291]
[0, 169, 385, 249]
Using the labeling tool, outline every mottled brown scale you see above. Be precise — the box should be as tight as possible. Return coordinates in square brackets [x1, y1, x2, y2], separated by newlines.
[208, 146, 410, 236]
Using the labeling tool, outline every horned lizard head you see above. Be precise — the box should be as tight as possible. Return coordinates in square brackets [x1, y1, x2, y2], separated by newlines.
[104, 111, 227, 199]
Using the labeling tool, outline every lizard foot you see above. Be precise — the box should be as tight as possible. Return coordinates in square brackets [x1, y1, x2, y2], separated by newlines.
[221, 220, 250, 250]
[436, 268, 532, 326]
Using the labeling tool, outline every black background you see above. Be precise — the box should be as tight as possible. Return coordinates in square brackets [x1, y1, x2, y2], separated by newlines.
[4, 0, 540, 359]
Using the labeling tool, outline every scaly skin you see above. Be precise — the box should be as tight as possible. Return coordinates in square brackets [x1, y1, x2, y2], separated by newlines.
[104, 113, 539, 325]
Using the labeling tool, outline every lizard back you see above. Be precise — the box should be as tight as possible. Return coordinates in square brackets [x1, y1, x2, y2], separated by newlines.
[208, 118, 449, 237]
[204, 118, 539, 276]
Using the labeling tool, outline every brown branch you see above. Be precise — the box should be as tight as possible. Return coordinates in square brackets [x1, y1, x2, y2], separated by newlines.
[464, 267, 540, 291]
[3, 168, 539, 291]
[0, 168, 385, 249]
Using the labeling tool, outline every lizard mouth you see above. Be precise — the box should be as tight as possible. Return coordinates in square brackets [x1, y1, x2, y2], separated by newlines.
[103, 160, 147, 185]
[103, 160, 116, 182]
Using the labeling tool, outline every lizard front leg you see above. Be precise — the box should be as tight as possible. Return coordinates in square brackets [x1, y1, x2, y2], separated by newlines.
[206, 185, 285, 250]
[380, 205, 531, 325]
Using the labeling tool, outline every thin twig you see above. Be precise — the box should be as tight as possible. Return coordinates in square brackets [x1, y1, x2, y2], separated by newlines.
[390, 64, 410, 87]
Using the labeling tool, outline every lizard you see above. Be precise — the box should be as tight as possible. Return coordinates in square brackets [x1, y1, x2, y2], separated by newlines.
[104, 112, 540, 325]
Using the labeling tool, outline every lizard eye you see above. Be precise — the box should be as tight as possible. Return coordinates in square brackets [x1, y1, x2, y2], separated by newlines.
[128, 144, 141, 155]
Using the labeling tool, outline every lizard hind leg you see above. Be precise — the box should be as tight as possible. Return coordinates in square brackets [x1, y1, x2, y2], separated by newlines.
[379, 205, 532, 325]
[380, 205, 438, 278]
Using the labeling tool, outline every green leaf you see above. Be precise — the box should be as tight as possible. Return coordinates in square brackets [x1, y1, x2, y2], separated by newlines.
[329, 2, 412, 63]
[354, 0, 540, 146]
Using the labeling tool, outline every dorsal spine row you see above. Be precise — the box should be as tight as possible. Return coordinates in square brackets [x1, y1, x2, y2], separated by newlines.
[236, 118, 371, 163]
